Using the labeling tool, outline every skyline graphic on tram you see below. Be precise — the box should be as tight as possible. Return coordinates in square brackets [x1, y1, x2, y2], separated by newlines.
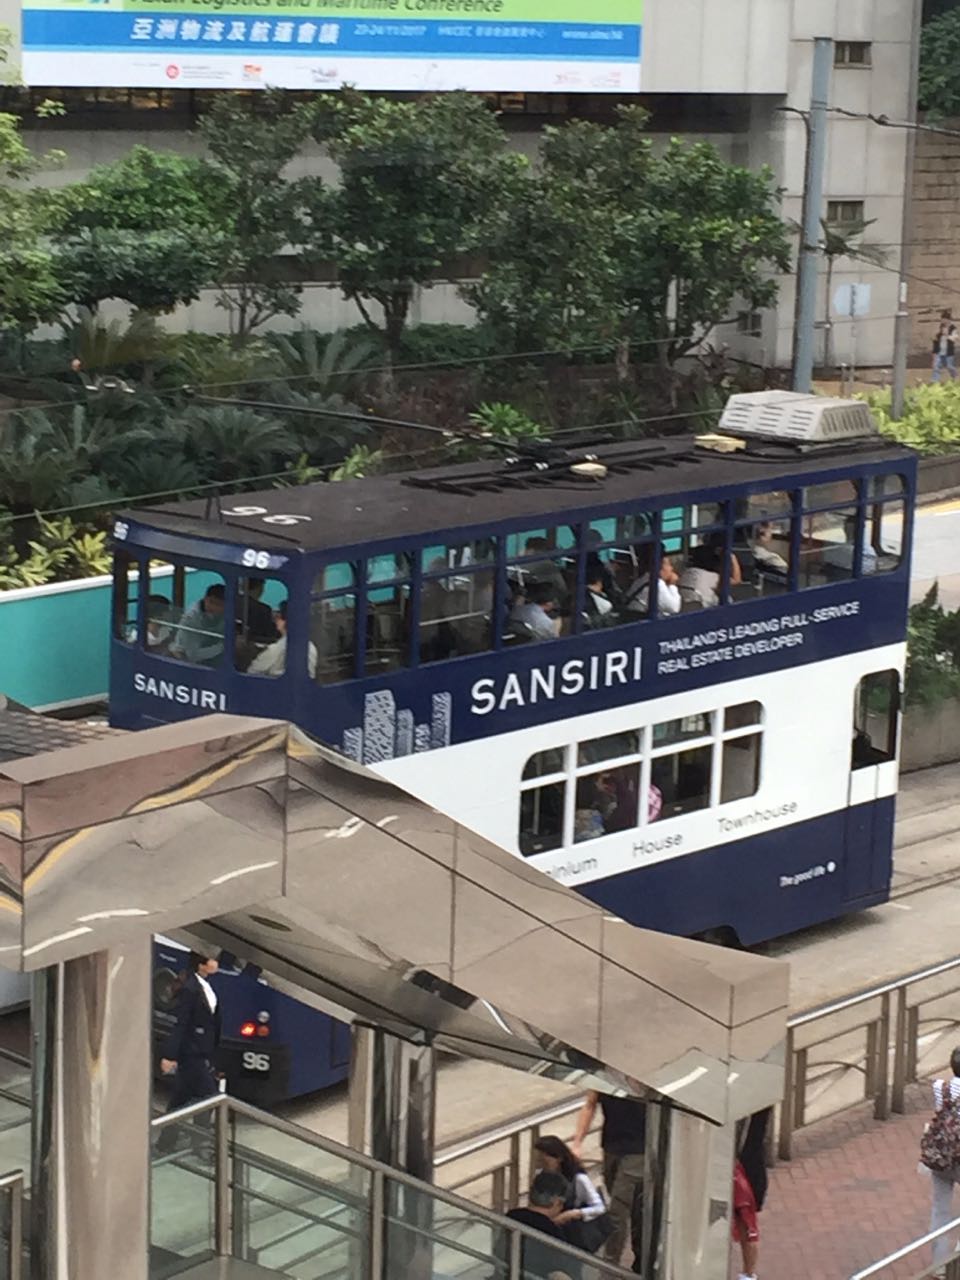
[108, 394, 916, 946]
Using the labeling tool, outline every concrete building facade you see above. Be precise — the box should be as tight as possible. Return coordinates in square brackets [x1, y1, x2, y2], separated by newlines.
[1, 0, 918, 369]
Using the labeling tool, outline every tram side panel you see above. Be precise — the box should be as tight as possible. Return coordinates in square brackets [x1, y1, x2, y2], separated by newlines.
[373, 644, 905, 947]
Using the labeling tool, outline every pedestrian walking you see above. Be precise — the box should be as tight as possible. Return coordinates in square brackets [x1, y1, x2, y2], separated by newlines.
[920, 1047, 960, 1271]
[157, 950, 222, 1153]
[931, 312, 958, 383]
[571, 1090, 645, 1272]
[732, 1159, 760, 1280]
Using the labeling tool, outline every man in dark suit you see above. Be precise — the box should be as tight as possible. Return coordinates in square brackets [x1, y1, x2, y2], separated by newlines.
[158, 951, 222, 1148]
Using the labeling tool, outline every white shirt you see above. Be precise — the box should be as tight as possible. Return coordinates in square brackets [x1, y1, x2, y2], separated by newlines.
[248, 635, 318, 679]
[196, 972, 218, 1014]
[625, 575, 682, 617]
[934, 1078, 960, 1110]
[570, 1171, 607, 1220]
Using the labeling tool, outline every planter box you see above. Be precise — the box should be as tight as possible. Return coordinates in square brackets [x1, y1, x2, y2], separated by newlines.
[902, 696, 960, 772]
[917, 452, 960, 500]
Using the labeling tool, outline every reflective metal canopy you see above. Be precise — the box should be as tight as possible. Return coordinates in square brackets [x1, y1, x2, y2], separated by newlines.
[0, 706, 788, 1124]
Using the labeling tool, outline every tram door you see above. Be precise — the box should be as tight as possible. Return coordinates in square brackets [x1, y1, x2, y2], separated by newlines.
[844, 670, 901, 901]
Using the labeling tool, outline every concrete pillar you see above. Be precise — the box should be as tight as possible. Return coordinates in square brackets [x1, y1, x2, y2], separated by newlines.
[648, 1105, 737, 1280]
[31, 941, 152, 1280]
[348, 1024, 436, 1182]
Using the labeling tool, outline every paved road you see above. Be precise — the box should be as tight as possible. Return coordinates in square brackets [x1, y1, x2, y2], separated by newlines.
[911, 497, 960, 607]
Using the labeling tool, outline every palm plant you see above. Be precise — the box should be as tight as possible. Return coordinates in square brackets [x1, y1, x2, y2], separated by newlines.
[171, 404, 299, 483]
[818, 218, 888, 371]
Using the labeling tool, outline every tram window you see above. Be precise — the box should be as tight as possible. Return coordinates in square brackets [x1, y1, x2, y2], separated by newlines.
[420, 563, 494, 665]
[852, 670, 899, 768]
[652, 713, 712, 747]
[869, 500, 904, 573]
[519, 781, 565, 856]
[574, 764, 639, 843]
[721, 734, 762, 803]
[236, 577, 285, 676]
[650, 745, 712, 820]
[869, 474, 905, 500]
[732, 491, 793, 598]
[804, 479, 858, 510]
[724, 702, 762, 731]
[367, 553, 411, 585]
[139, 559, 181, 655]
[311, 595, 356, 684]
[577, 730, 640, 767]
[798, 507, 860, 586]
[366, 583, 411, 675]
[523, 747, 566, 780]
[113, 552, 137, 643]
[507, 527, 574, 642]
[420, 539, 496, 570]
[675, 532, 736, 612]
[688, 500, 725, 528]
[168, 569, 228, 668]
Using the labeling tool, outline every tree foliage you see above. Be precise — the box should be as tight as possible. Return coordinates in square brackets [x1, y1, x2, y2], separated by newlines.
[0, 113, 64, 330]
[311, 91, 525, 365]
[199, 92, 317, 340]
[466, 107, 791, 368]
[920, 8, 960, 114]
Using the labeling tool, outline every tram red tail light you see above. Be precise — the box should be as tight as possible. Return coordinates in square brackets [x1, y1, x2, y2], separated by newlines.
[239, 1022, 257, 1038]
[256, 1025, 270, 1037]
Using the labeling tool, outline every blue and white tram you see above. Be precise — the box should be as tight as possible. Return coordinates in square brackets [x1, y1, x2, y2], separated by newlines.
[108, 403, 915, 946]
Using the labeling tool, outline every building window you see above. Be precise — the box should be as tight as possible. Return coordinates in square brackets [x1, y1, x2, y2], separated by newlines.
[736, 311, 763, 338]
[826, 200, 866, 226]
[835, 42, 871, 67]
[518, 703, 765, 855]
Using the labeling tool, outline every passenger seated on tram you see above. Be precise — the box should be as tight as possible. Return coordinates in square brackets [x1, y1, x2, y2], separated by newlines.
[521, 537, 571, 608]
[749, 521, 789, 576]
[678, 533, 742, 608]
[170, 584, 227, 666]
[130, 593, 175, 650]
[507, 582, 562, 641]
[583, 568, 616, 627]
[623, 545, 681, 617]
[237, 577, 280, 644]
[248, 600, 317, 679]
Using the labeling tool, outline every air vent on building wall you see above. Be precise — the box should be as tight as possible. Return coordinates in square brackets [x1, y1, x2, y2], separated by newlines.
[718, 390, 879, 444]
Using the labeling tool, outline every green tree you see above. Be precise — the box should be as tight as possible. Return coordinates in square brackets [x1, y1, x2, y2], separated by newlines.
[920, 8, 960, 114]
[199, 92, 316, 342]
[468, 108, 791, 376]
[310, 91, 525, 373]
[0, 113, 64, 332]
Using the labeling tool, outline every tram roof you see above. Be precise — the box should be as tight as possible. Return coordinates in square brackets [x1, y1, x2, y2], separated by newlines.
[128, 433, 914, 554]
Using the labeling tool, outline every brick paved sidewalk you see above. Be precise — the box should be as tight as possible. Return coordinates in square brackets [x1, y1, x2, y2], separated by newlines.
[755, 1082, 949, 1280]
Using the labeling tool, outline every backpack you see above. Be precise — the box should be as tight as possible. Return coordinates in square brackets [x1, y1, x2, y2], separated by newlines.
[921, 1092, 960, 1174]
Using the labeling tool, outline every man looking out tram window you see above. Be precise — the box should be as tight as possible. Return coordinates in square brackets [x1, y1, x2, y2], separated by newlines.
[170, 584, 226, 666]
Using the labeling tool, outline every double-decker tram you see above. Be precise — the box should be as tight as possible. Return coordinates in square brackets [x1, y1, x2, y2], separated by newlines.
[109, 393, 916, 946]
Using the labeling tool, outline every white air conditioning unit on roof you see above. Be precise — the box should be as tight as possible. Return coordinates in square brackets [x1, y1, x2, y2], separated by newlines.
[719, 390, 878, 444]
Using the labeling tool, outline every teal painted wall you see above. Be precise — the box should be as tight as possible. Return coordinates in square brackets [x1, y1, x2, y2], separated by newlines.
[1, 578, 112, 708]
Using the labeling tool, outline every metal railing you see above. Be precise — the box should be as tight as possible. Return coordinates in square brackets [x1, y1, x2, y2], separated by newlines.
[779, 954, 960, 1160]
[848, 1213, 960, 1279]
[151, 1094, 634, 1280]
[434, 1096, 602, 1211]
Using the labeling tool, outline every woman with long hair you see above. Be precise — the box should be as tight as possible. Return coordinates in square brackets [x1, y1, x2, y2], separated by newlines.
[534, 1135, 609, 1256]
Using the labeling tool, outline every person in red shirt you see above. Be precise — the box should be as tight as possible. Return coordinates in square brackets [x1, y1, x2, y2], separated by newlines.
[732, 1159, 760, 1280]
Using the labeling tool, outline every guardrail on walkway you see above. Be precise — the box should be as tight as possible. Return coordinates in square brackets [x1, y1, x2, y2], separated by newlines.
[779, 954, 960, 1160]
[430, 953, 960, 1188]
[434, 1097, 600, 1211]
[848, 1213, 960, 1280]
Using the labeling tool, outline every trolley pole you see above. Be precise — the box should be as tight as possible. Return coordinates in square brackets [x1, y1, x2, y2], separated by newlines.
[891, 0, 923, 420]
[792, 36, 833, 393]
